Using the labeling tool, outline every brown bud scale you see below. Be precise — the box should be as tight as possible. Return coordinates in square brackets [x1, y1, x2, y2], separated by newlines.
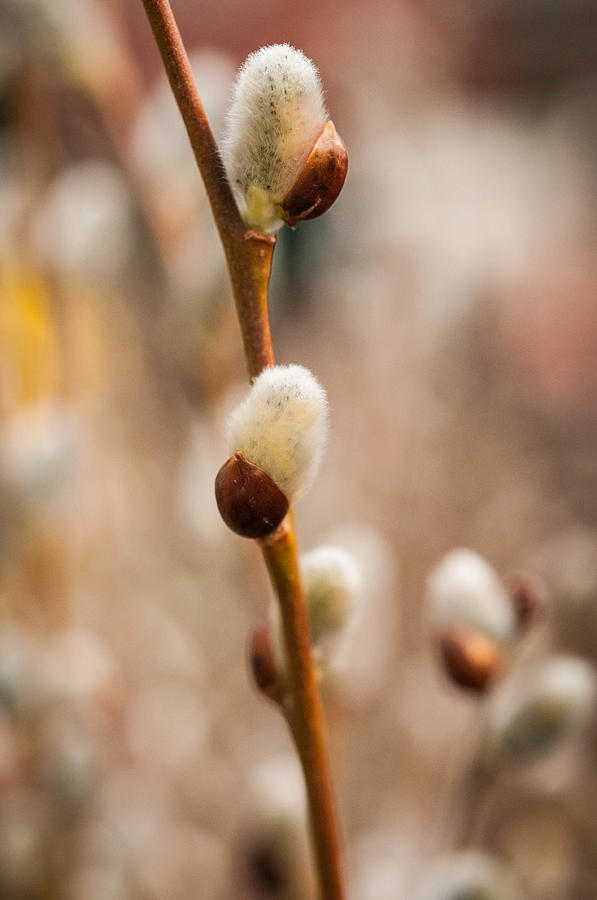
[507, 573, 548, 631]
[215, 452, 289, 539]
[280, 120, 348, 227]
[439, 625, 502, 693]
[249, 619, 284, 705]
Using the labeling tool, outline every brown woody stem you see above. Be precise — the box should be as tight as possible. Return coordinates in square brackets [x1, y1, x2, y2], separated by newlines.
[140, 0, 274, 378]
[139, 2, 345, 896]
[453, 760, 496, 849]
[262, 517, 346, 900]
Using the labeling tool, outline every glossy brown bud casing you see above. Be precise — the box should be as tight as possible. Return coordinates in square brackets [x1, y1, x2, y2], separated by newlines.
[215, 452, 289, 539]
[439, 625, 502, 693]
[280, 120, 348, 227]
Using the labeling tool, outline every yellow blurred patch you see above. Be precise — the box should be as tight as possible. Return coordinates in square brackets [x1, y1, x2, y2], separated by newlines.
[0, 264, 62, 410]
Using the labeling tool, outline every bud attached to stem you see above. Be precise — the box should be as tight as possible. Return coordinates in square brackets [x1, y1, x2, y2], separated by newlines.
[222, 44, 347, 233]
[438, 625, 502, 693]
[506, 573, 548, 632]
[301, 546, 361, 646]
[249, 618, 285, 706]
[485, 655, 597, 767]
[280, 121, 348, 228]
[427, 549, 516, 644]
[215, 365, 328, 538]
[215, 453, 288, 539]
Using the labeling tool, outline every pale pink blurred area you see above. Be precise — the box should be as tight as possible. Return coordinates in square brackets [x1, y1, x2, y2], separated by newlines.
[495, 246, 597, 419]
[1, 0, 597, 896]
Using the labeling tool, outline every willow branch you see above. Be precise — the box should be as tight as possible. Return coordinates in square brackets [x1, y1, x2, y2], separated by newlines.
[140, 0, 274, 377]
[141, 0, 242, 240]
[139, 2, 345, 896]
[453, 761, 496, 849]
[262, 519, 346, 900]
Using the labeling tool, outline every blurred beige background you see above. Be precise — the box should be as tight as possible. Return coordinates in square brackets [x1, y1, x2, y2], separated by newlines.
[0, 0, 596, 897]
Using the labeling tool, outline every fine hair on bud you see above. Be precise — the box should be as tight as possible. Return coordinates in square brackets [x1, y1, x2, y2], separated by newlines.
[301, 546, 362, 645]
[485, 654, 597, 767]
[222, 44, 327, 232]
[226, 364, 328, 504]
[427, 548, 516, 645]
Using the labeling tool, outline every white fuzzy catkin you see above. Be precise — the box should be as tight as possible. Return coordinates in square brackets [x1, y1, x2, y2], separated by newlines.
[250, 753, 307, 822]
[222, 44, 328, 232]
[1, 401, 79, 510]
[486, 655, 597, 766]
[270, 545, 361, 679]
[301, 546, 362, 644]
[426, 548, 516, 644]
[226, 364, 328, 503]
[246, 753, 316, 898]
[415, 852, 523, 900]
[33, 160, 134, 279]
